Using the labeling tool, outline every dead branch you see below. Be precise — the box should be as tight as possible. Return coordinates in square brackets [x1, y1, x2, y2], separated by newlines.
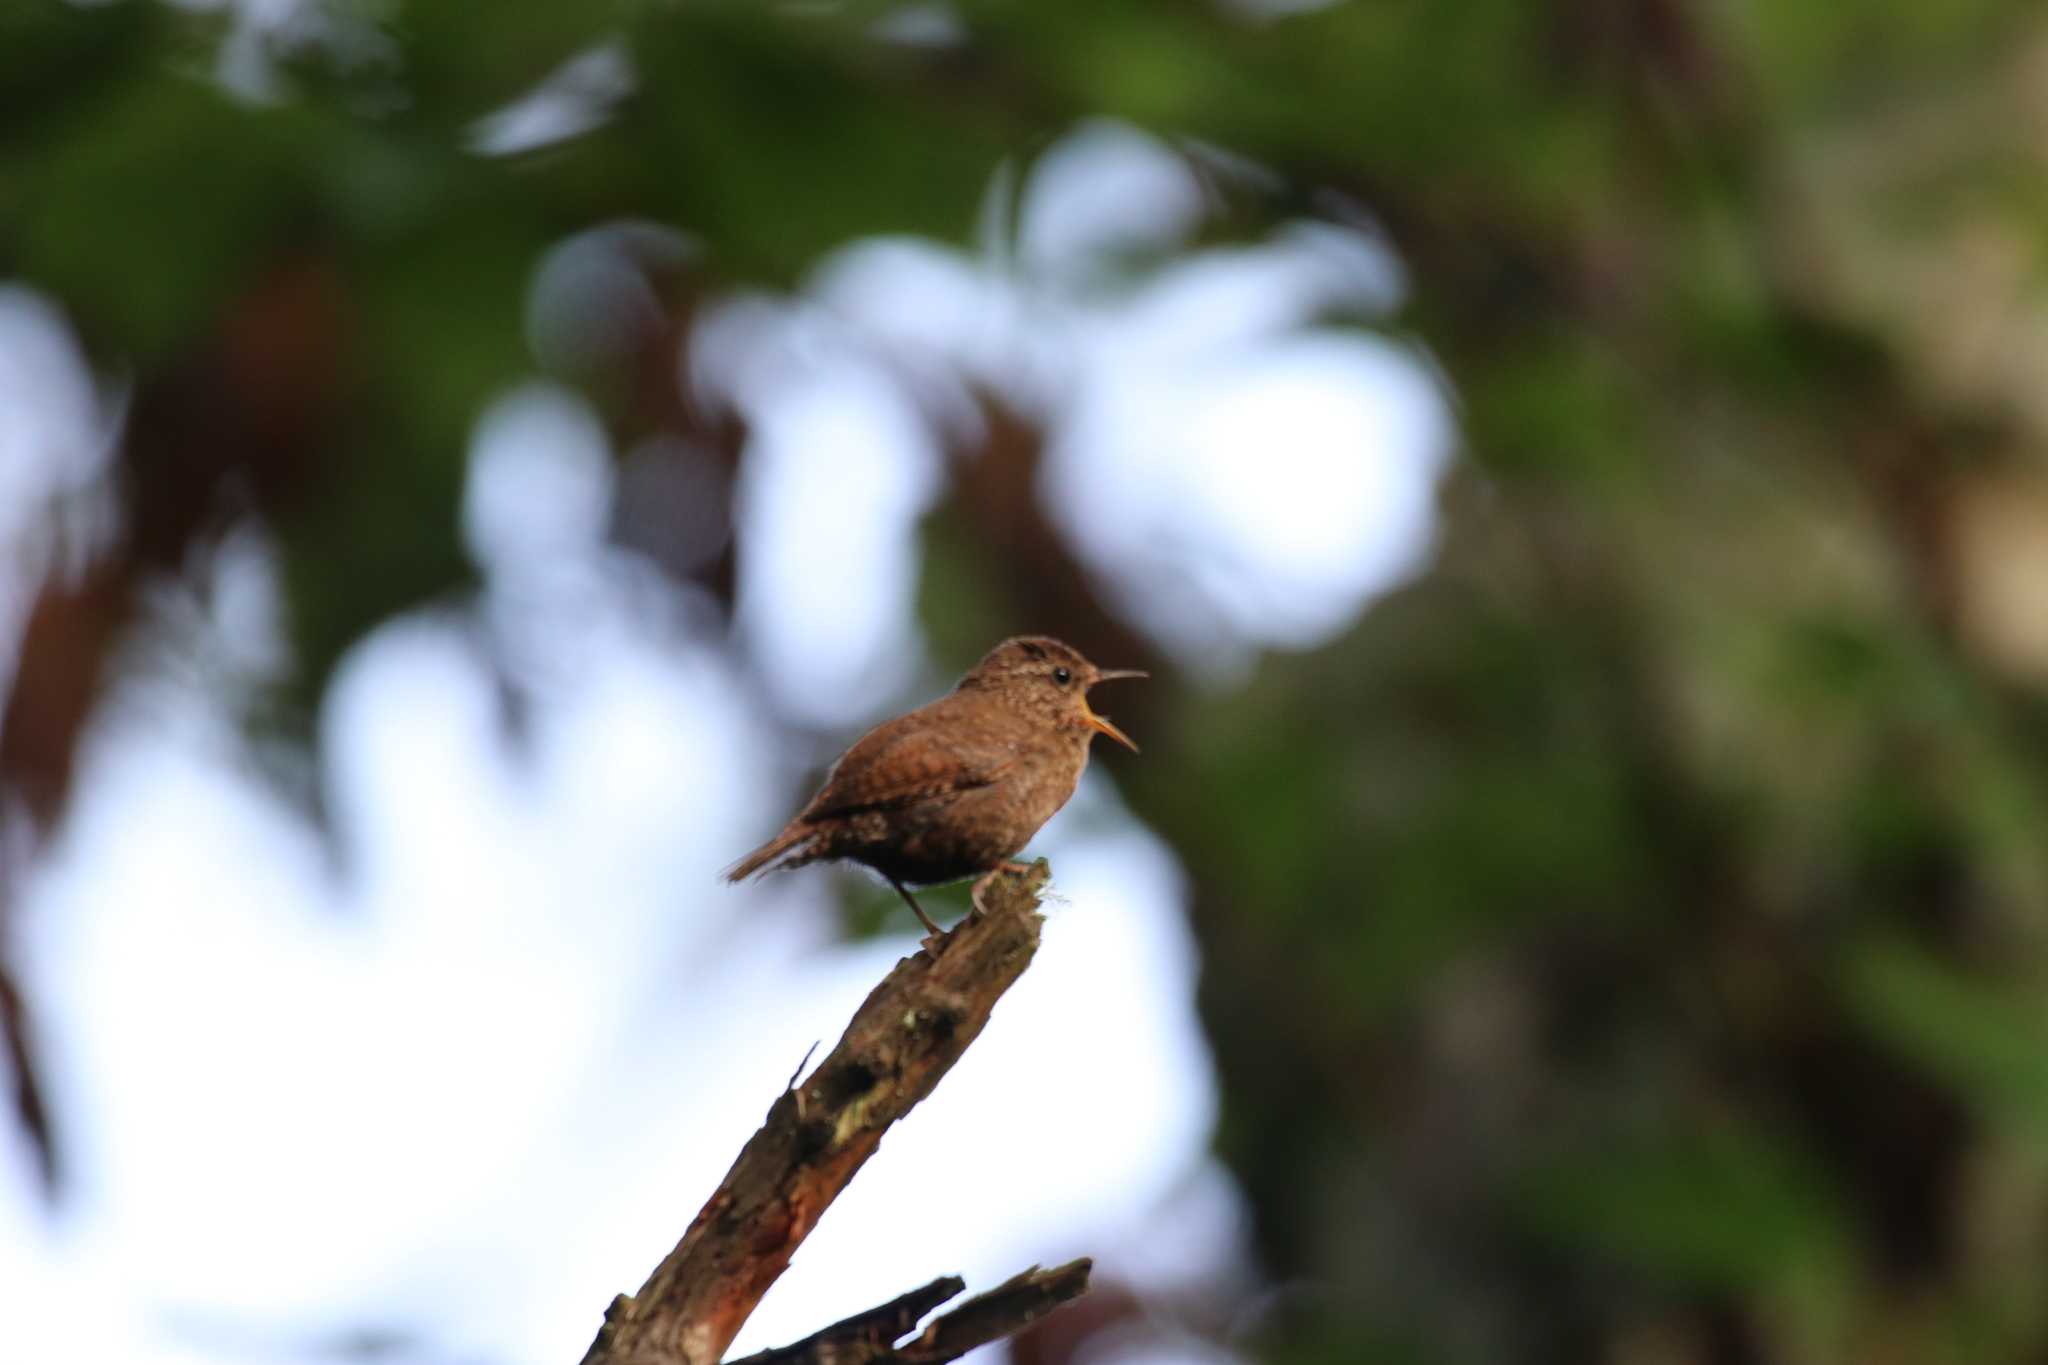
[580, 861, 1062, 1365]
[728, 1259, 1094, 1365]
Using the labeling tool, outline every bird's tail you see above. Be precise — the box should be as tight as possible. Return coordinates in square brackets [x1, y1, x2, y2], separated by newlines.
[723, 824, 824, 882]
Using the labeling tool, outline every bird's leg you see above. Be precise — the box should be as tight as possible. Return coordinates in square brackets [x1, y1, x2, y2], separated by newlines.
[886, 875, 947, 952]
[997, 859, 1034, 875]
[969, 867, 1004, 919]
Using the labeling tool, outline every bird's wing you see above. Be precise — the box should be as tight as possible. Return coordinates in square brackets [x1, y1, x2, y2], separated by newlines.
[800, 702, 1022, 819]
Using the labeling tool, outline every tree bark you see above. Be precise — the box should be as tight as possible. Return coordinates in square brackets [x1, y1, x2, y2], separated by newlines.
[579, 861, 1068, 1365]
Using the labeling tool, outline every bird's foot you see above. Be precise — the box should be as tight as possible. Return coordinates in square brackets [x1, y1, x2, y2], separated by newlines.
[969, 867, 1006, 919]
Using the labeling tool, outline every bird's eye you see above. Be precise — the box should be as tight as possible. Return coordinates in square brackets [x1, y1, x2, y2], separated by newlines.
[1053, 667, 1072, 686]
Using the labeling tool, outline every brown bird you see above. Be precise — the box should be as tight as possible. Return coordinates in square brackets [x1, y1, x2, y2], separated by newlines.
[726, 636, 1145, 944]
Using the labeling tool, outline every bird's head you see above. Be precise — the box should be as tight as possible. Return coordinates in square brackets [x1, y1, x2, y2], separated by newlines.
[956, 635, 1146, 751]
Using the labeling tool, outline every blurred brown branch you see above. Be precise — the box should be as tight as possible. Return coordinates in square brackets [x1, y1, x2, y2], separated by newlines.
[578, 861, 1078, 1365]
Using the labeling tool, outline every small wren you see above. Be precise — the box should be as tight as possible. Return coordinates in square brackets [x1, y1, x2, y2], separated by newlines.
[726, 636, 1145, 944]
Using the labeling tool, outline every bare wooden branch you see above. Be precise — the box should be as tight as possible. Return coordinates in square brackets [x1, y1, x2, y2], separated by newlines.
[890, 1259, 1094, 1364]
[725, 1259, 1093, 1365]
[580, 862, 1055, 1365]
[724, 1276, 962, 1365]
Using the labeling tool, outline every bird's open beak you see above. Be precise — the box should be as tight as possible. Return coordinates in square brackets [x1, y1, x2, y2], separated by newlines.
[1085, 710, 1140, 753]
[1084, 667, 1144, 751]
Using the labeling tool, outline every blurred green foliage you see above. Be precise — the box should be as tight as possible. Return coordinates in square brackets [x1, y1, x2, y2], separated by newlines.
[10, 1, 2048, 1362]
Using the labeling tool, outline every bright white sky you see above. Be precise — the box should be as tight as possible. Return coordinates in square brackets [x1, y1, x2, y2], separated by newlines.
[0, 121, 1451, 1364]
